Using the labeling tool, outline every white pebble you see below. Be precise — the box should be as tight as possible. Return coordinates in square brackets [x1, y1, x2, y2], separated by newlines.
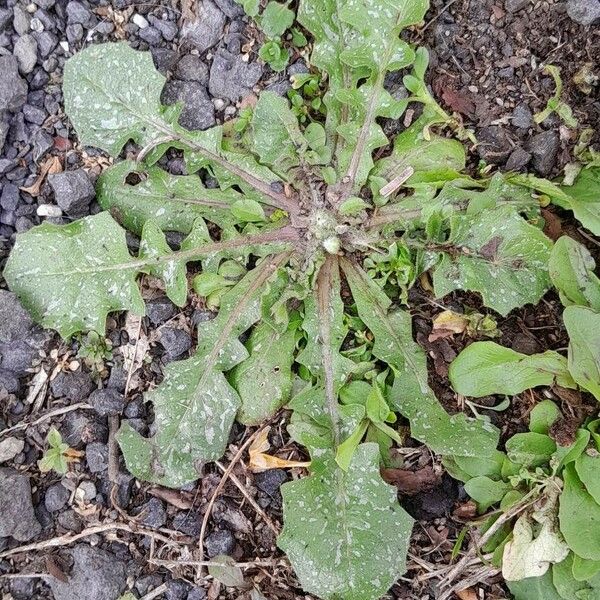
[59, 40, 69, 53]
[37, 204, 63, 217]
[30, 17, 44, 32]
[132, 14, 149, 28]
[212, 98, 225, 110]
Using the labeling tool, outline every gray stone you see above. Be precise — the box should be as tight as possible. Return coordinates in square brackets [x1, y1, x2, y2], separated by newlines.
[187, 589, 207, 600]
[57, 509, 83, 532]
[528, 130, 559, 176]
[205, 529, 235, 557]
[504, 0, 530, 11]
[34, 31, 58, 58]
[45, 482, 70, 512]
[134, 498, 167, 529]
[78, 480, 96, 501]
[22, 103, 46, 125]
[146, 297, 177, 326]
[95, 22, 115, 35]
[0, 468, 42, 541]
[48, 544, 127, 600]
[139, 25, 162, 45]
[166, 579, 191, 600]
[567, 0, 600, 25]
[154, 18, 178, 41]
[213, 0, 244, 17]
[9, 577, 35, 600]
[13, 34, 38, 74]
[476, 126, 512, 165]
[0, 113, 9, 150]
[209, 49, 263, 102]
[85, 442, 109, 473]
[13, 5, 31, 35]
[32, 128, 54, 162]
[182, 0, 226, 52]
[62, 410, 108, 449]
[162, 80, 215, 131]
[0, 9, 11, 32]
[512, 103, 533, 129]
[1, 184, 19, 212]
[66, 1, 94, 26]
[255, 469, 287, 497]
[172, 511, 202, 536]
[151, 47, 177, 74]
[159, 327, 193, 360]
[175, 54, 209, 84]
[0, 340, 37, 374]
[505, 146, 531, 171]
[50, 370, 95, 401]
[88, 388, 126, 417]
[48, 169, 95, 217]
[0, 56, 28, 112]
[0, 291, 33, 343]
[66, 22, 84, 43]
[0, 370, 19, 393]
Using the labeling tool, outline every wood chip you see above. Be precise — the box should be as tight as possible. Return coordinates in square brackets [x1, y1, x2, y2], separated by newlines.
[379, 166, 415, 197]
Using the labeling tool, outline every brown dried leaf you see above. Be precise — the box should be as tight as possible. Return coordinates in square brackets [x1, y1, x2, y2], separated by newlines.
[20, 155, 62, 197]
[429, 310, 469, 342]
[441, 87, 476, 116]
[249, 428, 310, 473]
[149, 486, 194, 510]
[456, 588, 478, 600]
[380, 466, 440, 496]
[45, 556, 69, 583]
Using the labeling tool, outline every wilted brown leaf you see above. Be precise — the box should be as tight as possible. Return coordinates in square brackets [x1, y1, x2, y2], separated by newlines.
[249, 427, 310, 473]
[380, 466, 440, 495]
[429, 310, 469, 342]
[20, 155, 62, 197]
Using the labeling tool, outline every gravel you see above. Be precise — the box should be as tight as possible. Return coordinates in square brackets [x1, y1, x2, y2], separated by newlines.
[205, 529, 236, 557]
[86, 442, 109, 473]
[175, 54, 210, 84]
[146, 297, 177, 326]
[528, 130, 559, 176]
[0, 291, 33, 343]
[48, 544, 127, 600]
[45, 482, 70, 512]
[161, 80, 216, 130]
[134, 498, 167, 529]
[159, 327, 193, 360]
[209, 48, 263, 101]
[48, 169, 95, 217]
[0, 56, 28, 112]
[50, 370, 95, 401]
[13, 34, 38, 74]
[182, 0, 226, 52]
[88, 388, 126, 417]
[567, 0, 600, 25]
[0, 468, 42, 541]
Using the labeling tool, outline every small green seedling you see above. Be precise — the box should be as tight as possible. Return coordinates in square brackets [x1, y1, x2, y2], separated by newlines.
[38, 427, 81, 475]
[534, 65, 578, 128]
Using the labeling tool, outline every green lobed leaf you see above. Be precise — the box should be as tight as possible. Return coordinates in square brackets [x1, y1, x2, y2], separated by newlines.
[575, 452, 600, 506]
[247, 92, 306, 175]
[464, 476, 511, 511]
[97, 160, 240, 234]
[506, 432, 557, 468]
[3, 212, 145, 338]
[507, 570, 564, 600]
[549, 236, 600, 311]
[432, 205, 553, 316]
[341, 258, 499, 458]
[449, 342, 573, 398]
[118, 255, 289, 487]
[559, 464, 600, 561]
[557, 168, 600, 236]
[564, 306, 600, 401]
[278, 444, 414, 600]
[260, 1, 295, 37]
[63, 42, 168, 157]
[231, 321, 296, 425]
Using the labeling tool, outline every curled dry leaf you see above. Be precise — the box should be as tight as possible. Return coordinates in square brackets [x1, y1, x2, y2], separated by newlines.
[248, 427, 310, 473]
[20, 155, 62, 197]
[380, 466, 441, 496]
[429, 310, 469, 342]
